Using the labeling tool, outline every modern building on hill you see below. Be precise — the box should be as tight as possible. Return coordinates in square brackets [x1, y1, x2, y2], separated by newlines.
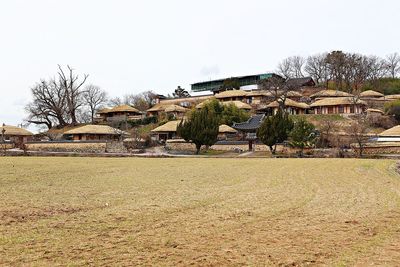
[191, 73, 282, 93]
[64, 125, 129, 141]
[0, 124, 33, 147]
[309, 97, 366, 114]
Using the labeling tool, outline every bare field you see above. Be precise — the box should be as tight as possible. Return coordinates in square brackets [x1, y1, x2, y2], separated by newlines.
[1, 157, 400, 266]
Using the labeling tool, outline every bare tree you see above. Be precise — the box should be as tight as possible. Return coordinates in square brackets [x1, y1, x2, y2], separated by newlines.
[348, 115, 370, 157]
[385, 53, 400, 78]
[25, 65, 88, 129]
[277, 56, 305, 79]
[258, 76, 289, 111]
[82, 84, 108, 123]
[57, 65, 88, 124]
[305, 53, 328, 84]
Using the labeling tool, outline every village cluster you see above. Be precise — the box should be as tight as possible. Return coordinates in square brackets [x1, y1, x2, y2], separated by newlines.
[2, 69, 400, 158]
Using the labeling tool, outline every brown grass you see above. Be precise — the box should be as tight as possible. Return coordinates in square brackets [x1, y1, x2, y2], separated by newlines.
[1, 157, 400, 266]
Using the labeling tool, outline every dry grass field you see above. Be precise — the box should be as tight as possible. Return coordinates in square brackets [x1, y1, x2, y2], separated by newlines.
[1, 157, 400, 266]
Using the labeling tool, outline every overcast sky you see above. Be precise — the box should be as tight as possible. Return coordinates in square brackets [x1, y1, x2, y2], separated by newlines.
[1, 0, 399, 128]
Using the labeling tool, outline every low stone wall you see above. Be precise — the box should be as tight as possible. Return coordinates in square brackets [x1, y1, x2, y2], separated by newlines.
[26, 141, 107, 153]
[166, 139, 297, 153]
[0, 143, 15, 150]
[353, 142, 400, 155]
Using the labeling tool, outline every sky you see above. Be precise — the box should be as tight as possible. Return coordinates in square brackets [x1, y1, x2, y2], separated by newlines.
[1, 0, 399, 130]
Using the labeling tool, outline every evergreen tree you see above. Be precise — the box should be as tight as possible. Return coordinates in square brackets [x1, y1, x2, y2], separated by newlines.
[257, 110, 293, 154]
[177, 106, 219, 154]
[289, 118, 316, 157]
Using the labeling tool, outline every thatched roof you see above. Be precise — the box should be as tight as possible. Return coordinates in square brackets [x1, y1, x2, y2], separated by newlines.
[151, 120, 181, 133]
[215, 90, 248, 99]
[310, 89, 353, 98]
[381, 94, 400, 101]
[246, 90, 272, 97]
[147, 103, 167, 112]
[379, 125, 400, 137]
[310, 97, 366, 107]
[219, 124, 237, 133]
[0, 125, 33, 136]
[266, 98, 309, 109]
[164, 105, 189, 113]
[97, 108, 111, 114]
[286, 91, 303, 97]
[221, 101, 252, 110]
[147, 104, 188, 113]
[360, 90, 384, 98]
[107, 105, 141, 114]
[64, 125, 128, 135]
[366, 108, 384, 114]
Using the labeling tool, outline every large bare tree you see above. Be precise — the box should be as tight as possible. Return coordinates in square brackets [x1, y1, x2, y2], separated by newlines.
[25, 65, 89, 129]
[305, 53, 328, 85]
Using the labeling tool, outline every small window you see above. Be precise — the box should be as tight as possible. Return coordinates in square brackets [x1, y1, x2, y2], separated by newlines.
[338, 106, 344, 113]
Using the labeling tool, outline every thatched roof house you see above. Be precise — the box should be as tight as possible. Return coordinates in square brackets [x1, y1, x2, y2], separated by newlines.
[0, 125, 33, 137]
[0, 125, 33, 146]
[360, 90, 384, 98]
[215, 90, 248, 101]
[151, 120, 182, 141]
[221, 101, 252, 110]
[366, 108, 384, 115]
[310, 89, 353, 99]
[95, 105, 142, 123]
[219, 124, 237, 133]
[377, 125, 400, 142]
[310, 97, 366, 114]
[64, 125, 128, 141]
[260, 98, 309, 115]
[147, 104, 189, 117]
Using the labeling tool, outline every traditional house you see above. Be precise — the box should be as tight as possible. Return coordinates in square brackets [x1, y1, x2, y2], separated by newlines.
[286, 77, 316, 88]
[218, 124, 238, 140]
[157, 95, 213, 108]
[259, 99, 309, 115]
[310, 89, 353, 100]
[150, 120, 181, 141]
[146, 104, 188, 118]
[376, 125, 400, 142]
[215, 90, 249, 102]
[95, 105, 142, 123]
[360, 90, 384, 99]
[309, 97, 366, 114]
[245, 90, 273, 106]
[64, 125, 129, 141]
[196, 99, 252, 110]
[0, 124, 33, 147]
[366, 108, 384, 115]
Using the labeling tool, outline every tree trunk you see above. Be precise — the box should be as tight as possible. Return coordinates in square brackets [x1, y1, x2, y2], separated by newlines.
[195, 144, 201, 155]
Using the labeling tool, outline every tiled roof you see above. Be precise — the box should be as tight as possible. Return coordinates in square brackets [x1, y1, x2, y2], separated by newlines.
[232, 114, 265, 132]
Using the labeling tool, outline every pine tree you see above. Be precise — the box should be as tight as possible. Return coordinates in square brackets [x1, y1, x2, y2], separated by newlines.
[289, 118, 316, 157]
[257, 110, 293, 154]
[177, 106, 219, 154]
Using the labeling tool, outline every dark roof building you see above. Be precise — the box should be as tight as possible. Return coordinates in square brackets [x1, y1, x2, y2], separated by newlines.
[286, 77, 316, 88]
[232, 114, 265, 133]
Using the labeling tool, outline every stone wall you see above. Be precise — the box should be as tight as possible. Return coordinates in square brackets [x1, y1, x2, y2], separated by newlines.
[353, 143, 400, 155]
[0, 143, 14, 150]
[26, 141, 107, 153]
[166, 139, 298, 154]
